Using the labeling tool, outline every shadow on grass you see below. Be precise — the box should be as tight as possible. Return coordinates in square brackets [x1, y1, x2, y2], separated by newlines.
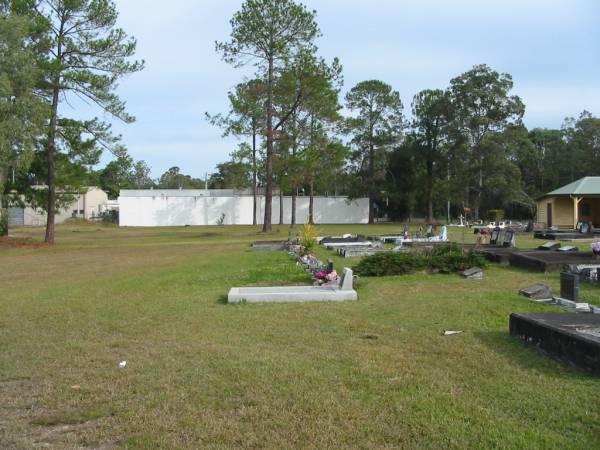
[473, 330, 595, 380]
[216, 294, 229, 305]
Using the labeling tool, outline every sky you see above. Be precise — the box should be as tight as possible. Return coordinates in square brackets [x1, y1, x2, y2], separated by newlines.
[80, 0, 600, 179]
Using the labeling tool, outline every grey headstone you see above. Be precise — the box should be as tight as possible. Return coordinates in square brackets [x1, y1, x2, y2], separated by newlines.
[581, 222, 590, 234]
[490, 229, 501, 245]
[538, 242, 561, 251]
[502, 230, 516, 248]
[339, 268, 354, 290]
[459, 267, 484, 279]
[519, 284, 552, 300]
[560, 272, 579, 302]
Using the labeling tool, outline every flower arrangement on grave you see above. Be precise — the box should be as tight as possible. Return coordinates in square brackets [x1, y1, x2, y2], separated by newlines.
[591, 242, 600, 256]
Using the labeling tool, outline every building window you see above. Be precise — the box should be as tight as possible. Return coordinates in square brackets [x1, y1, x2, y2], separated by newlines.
[581, 203, 591, 217]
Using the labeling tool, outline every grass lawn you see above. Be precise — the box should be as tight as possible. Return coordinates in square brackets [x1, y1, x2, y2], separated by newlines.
[1, 223, 599, 449]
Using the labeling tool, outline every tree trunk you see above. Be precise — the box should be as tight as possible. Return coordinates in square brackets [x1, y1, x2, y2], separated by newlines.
[262, 56, 274, 232]
[308, 180, 314, 225]
[474, 163, 483, 221]
[279, 189, 283, 225]
[426, 159, 434, 223]
[290, 130, 298, 229]
[45, 16, 64, 244]
[368, 138, 375, 224]
[291, 188, 297, 228]
[0, 168, 7, 237]
[45, 82, 60, 244]
[252, 127, 257, 226]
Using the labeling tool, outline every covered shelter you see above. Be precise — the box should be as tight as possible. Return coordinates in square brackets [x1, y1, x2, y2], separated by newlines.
[536, 177, 600, 229]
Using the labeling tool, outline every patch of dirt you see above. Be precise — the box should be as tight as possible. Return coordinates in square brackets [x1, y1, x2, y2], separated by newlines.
[0, 237, 52, 249]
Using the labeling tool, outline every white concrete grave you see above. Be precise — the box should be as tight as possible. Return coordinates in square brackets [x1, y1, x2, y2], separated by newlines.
[227, 268, 358, 303]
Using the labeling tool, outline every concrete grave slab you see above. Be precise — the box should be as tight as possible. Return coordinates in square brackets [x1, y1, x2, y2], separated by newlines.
[228, 268, 358, 303]
[251, 241, 287, 251]
[558, 246, 579, 252]
[519, 284, 552, 300]
[538, 242, 561, 251]
[459, 267, 484, 279]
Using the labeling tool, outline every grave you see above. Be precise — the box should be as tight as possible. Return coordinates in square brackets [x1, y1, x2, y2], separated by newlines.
[459, 267, 484, 279]
[477, 247, 520, 264]
[509, 251, 600, 272]
[509, 312, 600, 375]
[552, 272, 591, 312]
[557, 246, 578, 252]
[324, 240, 373, 249]
[227, 267, 358, 303]
[251, 241, 288, 251]
[538, 242, 561, 251]
[534, 222, 599, 241]
[519, 284, 552, 300]
[320, 236, 362, 244]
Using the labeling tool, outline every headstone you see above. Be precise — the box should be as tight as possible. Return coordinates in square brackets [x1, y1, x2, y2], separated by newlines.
[581, 222, 590, 234]
[439, 225, 448, 241]
[538, 242, 561, 251]
[490, 228, 501, 245]
[519, 283, 552, 300]
[459, 267, 484, 279]
[426, 224, 434, 237]
[560, 272, 579, 302]
[339, 267, 354, 290]
[502, 229, 516, 248]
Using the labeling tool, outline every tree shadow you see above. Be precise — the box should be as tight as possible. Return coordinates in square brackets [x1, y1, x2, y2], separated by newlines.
[216, 294, 229, 305]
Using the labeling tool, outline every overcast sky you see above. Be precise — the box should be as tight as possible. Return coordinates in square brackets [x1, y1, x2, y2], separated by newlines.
[86, 0, 600, 178]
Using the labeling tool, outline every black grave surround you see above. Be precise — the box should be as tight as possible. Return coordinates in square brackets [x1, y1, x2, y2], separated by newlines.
[509, 313, 600, 375]
[509, 251, 600, 272]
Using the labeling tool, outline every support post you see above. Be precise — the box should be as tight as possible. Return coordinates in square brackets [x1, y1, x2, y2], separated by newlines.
[573, 196, 582, 229]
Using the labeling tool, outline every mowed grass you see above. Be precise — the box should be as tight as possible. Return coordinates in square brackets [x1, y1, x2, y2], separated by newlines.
[1, 223, 599, 449]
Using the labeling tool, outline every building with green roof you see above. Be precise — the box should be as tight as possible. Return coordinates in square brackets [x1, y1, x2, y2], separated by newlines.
[536, 177, 600, 228]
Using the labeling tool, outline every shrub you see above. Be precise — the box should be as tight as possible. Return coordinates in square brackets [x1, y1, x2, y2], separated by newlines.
[488, 209, 504, 222]
[353, 245, 486, 277]
[353, 252, 427, 276]
[101, 210, 119, 224]
[299, 223, 319, 255]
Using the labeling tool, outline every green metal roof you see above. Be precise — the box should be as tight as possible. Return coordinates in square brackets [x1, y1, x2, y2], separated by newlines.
[545, 177, 600, 196]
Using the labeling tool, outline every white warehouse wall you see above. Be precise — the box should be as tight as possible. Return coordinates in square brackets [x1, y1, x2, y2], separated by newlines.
[118, 192, 369, 226]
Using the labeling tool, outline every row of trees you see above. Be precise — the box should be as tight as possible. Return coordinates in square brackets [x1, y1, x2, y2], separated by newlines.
[209, 0, 599, 229]
[2, 0, 599, 238]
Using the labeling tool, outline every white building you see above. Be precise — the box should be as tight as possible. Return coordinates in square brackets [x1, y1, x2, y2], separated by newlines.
[118, 189, 369, 226]
[8, 187, 109, 226]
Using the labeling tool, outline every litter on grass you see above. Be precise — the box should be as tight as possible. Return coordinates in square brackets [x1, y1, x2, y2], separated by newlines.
[443, 330, 463, 336]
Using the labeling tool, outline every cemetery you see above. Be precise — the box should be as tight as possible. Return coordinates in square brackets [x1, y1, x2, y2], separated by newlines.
[1, 0, 599, 447]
